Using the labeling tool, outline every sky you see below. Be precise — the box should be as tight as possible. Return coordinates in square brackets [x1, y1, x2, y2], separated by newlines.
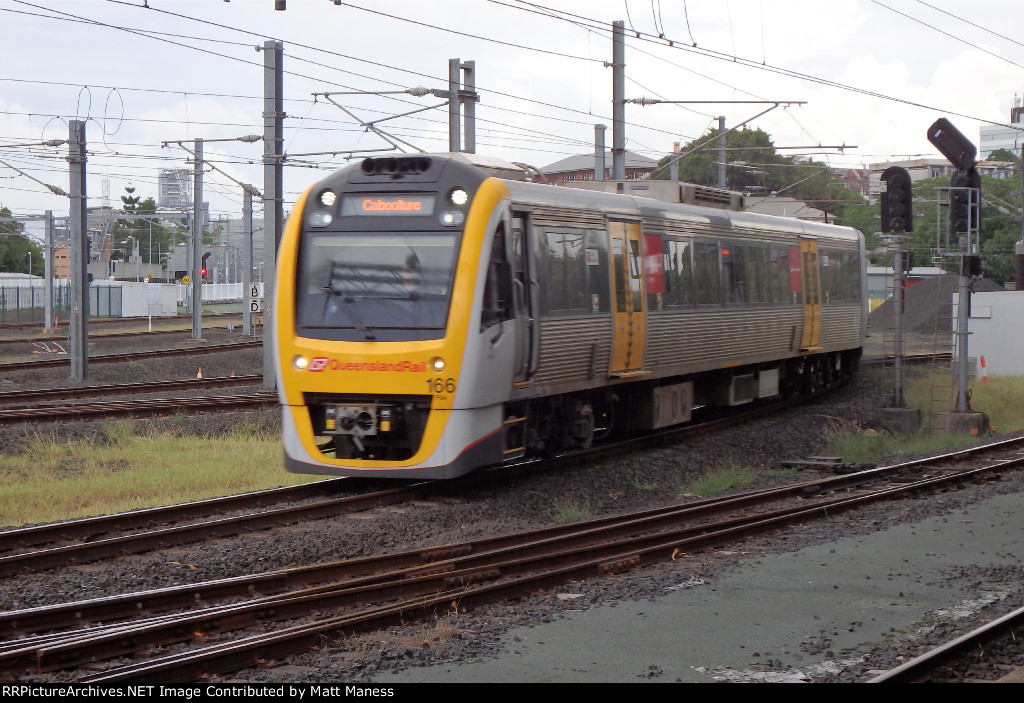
[1, 0, 1023, 240]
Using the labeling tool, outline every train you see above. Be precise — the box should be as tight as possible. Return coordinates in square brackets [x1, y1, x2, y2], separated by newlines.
[274, 153, 866, 480]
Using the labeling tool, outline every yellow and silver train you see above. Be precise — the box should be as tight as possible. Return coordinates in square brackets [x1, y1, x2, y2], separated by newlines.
[275, 154, 866, 479]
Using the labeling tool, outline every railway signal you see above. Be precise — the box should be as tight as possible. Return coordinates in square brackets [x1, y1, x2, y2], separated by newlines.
[880, 166, 913, 233]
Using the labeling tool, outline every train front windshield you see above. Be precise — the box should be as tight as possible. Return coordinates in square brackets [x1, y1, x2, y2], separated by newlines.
[296, 232, 459, 338]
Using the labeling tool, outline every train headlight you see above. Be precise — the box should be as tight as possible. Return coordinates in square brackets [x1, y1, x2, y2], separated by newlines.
[318, 190, 337, 207]
[449, 188, 469, 206]
[439, 211, 465, 227]
[309, 211, 333, 227]
[292, 355, 309, 371]
[430, 356, 446, 372]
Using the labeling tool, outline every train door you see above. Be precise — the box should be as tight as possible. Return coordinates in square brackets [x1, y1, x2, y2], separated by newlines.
[608, 220, 647, 375]
[799, 238, 822, 350]
[511, 213, 539, 385]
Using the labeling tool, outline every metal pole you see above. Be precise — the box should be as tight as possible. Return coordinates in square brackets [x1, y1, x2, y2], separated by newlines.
[892, 243, 906, 407]
[449, 58, 461, 152]
[462, 60, 476, 154]
[955, 255, 971, 411]
[43, 210, 53, 330]
[68, 120, 88, 381]
[191, 138, 204, 339]
[718, 116, 727, 188]
[594, 124, 606, 181]
[611, 21, 626, 181]
[243, 188, 253, 336]
[263, 39, 283, 391]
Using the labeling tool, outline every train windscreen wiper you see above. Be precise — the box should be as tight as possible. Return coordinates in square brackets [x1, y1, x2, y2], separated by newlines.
[323, 271, 376, 340]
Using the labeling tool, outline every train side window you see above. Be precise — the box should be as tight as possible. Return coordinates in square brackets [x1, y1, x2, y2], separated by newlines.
[542, 229, 588, 316]
[769, 247, 791, 304]
[693, 241, 722, 305]
[661, 237, 693, 308]
[818, 247, 861, 303]
[481, 224, 514, 331]
[585, 229, 610, 313]
[721, 242, 746, 305]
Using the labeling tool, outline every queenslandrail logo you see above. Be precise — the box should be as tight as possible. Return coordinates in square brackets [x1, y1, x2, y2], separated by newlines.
[308, 357, 428, 373]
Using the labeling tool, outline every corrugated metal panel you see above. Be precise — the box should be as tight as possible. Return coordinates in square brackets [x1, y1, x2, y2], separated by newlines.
[529, 206, 607, 229]
[819, 305, 864, 347]
[534, 316, 612, 385]
[646, 308, 802, 371]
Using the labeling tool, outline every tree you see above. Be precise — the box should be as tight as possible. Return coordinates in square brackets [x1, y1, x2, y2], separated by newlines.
[0, 207, 43, 275]
[986, 148, 1019, 164]
[655, 126, 862, 219]
[836, 173, 1022, 283]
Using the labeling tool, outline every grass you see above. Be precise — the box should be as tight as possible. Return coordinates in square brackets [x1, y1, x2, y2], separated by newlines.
[0, 421, 318, 528]
[551, 498, 590, 522]
[677, 464, 756, 498]
[824, 371, 1024, 465]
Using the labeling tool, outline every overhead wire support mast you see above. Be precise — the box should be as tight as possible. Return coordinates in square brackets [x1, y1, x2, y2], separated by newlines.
[315, 93, 436, 154]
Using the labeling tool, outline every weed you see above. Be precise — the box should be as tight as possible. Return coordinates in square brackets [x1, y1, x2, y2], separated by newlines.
[678, 465, 756, 498]
[552, 499, 590, 522]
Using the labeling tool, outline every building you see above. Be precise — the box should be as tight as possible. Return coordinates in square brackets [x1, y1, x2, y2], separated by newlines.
[865, 158, 1016, 199]
[979, 96, 1024, 159]
[539, 150, 657, 185]
[158, 169, 192, 209]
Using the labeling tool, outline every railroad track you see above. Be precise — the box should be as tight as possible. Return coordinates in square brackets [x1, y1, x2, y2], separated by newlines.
[2, 437, 1023, 682]
[0, 341, 261, 373]
[870, 606, 1024, 683]
[0, 392, 277, 425]
[0, 375, 263, 406]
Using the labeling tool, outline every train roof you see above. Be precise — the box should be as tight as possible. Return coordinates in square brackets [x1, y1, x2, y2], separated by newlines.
[502, 177, 862, 244]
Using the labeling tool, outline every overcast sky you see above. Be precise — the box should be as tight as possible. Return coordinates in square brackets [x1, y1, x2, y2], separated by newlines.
[1, 0, 1022, 234]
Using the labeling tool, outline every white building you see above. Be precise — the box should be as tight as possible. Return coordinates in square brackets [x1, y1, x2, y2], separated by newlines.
[979, 96, 1024, 159]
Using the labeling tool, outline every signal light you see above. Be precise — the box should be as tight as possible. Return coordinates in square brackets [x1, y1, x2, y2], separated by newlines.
[950, 167, 981, 235]
[880, 166, 913, 233]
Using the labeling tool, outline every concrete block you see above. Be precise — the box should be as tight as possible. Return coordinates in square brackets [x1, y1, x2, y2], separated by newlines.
[933, 411, 990, 436]
[878, 407, 921, 435]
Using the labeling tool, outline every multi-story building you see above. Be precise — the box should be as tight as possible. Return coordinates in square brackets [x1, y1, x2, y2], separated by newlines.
[158, 169, 192, 209]
[979, 96, 1024, 159]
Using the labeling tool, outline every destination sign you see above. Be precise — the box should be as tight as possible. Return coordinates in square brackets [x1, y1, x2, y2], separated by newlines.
[341, 195, 436, 217]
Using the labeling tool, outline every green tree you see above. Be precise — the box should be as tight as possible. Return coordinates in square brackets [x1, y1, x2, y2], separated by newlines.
[837, 173, 1022, 283]
[0, 207, 43, 275]
[656, 126, 862, 219]
[986, 148, 1019, 164]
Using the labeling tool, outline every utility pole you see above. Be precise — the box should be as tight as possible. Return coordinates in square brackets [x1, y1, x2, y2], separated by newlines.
[191, 138, 204, 340]
[718, 116, 727, 188]
[68, 120, 88, 381]
[43, 211, 53, 330]
[611, 21, 626, 180]
[243, 188, 254, 336]
[446, 59, 478, 153]
[594, 124, 606, 181]
[461, 60, 476, 153]
[263, 39, 283, 391]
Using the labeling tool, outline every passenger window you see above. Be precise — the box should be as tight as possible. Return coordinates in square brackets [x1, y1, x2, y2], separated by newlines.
[481, 224, 514, 331]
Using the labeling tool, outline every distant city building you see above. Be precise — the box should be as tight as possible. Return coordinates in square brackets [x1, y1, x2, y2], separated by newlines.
[539, 150, 657, 185]
[158, 168, 192, 209]
[979, 95, 1024, 159]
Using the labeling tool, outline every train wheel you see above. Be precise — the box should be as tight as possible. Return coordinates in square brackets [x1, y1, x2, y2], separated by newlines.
[570, 403, 595, 450]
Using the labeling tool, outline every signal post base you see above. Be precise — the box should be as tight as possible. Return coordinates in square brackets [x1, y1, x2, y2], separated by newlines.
[933, 411, 990, 437]
[878, 407, 920, 435]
